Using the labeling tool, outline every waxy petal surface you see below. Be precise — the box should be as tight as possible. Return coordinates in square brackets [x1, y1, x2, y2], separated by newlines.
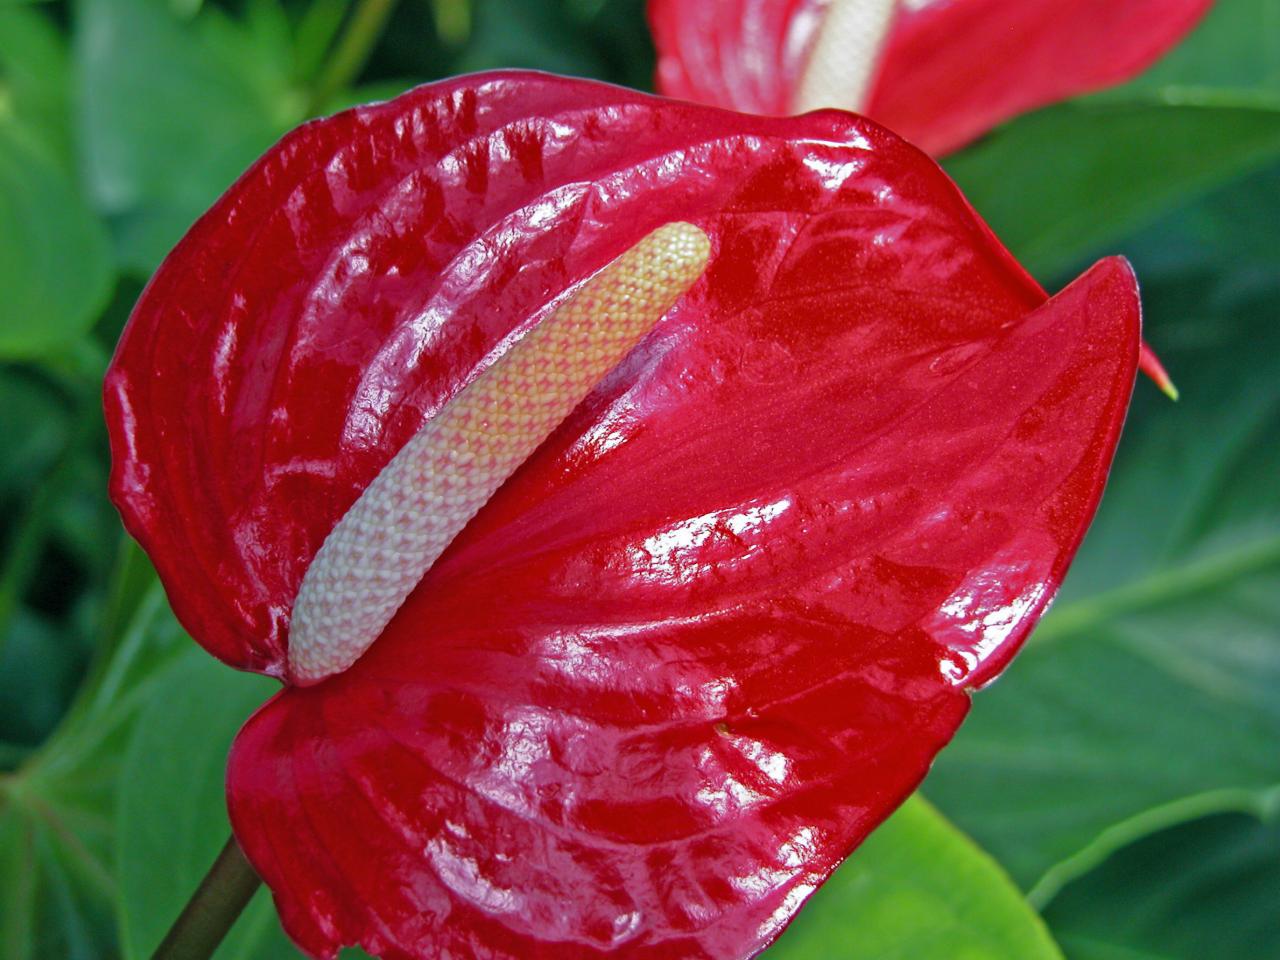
[650, 0, 1214, 154]
[228, 256, 1139, 959]
[106, 71, 1055, 678]
[106, 73, 1141, 958]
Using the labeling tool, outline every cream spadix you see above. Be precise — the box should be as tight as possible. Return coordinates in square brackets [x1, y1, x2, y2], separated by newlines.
[287, 222, 712, 684]
[793, 0, 900, 114]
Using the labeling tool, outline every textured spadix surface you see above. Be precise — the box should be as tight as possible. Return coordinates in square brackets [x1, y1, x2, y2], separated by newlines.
[289, 223, 711, 684]
[791, 0, 898, 115]
[650, 0, 1215, 155]
[106, 73, 1139, 958]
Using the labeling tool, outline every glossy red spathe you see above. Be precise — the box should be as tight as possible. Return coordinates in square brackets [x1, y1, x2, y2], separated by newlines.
[650, 0, 1215, 155]
[106, 73, 1140, 958]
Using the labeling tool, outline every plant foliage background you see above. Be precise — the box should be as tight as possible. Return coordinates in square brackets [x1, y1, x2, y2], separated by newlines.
[0, 1, 1277, 957]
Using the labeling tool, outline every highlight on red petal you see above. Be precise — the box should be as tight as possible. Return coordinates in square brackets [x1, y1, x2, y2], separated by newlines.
[650, 0, 1216, 155]
[105, 72, 1141, 958]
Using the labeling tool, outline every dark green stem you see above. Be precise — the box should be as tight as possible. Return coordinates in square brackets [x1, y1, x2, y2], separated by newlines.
[306, 0, 399, 115]
[152, 836, 261, 960]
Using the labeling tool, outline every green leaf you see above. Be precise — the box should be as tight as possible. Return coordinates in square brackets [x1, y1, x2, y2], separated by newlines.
[75, 0, 302, 274]
[0, 564, 185, 960]
[0, 610, 81, 749]
[0, 123, 113, 360]
[945, 0, 1280, 280]
[0, 361, 119, 738]
[764, 797, 1062, 960]
[115, 650, 288, 959]
[925, 161, 1280, 904]
[1045, 813, 1280, 960]
[114, 648, 374, 959]
[0, 794, 115, 960]
[0, 7, 114, 358]
[0, 6, 73, 159]
[947, 101, 1280, 280]
[571, 0, 662, 92]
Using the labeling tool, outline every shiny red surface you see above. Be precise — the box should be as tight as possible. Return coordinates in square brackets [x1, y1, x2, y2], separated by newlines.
[650, 0, 1214, 154]
[106, 73, 1140, 958]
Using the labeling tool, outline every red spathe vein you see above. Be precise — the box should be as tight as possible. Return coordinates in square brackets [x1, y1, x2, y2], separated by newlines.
[106, 73, 1140, 958]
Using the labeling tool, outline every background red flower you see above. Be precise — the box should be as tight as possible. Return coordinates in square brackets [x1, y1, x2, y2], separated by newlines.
[650, 0, 1215, 155]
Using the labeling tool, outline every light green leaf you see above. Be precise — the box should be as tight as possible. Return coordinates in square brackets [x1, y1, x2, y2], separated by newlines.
[0, 126, 113, 358]
[0, 10, 113, 359]
[1046, 813, 1280, 960]
[0, 795, 115, 960]
[925, 162, 1280, 904]
[0, 6, 73, 159]
[75, 0, 302, 274]
[946, 0, 1280, 280]
[764, 797, 1062, 960]
[0, 565, 185, 960]
[115, 650, 295, 960]
[114, 648, 374, 959]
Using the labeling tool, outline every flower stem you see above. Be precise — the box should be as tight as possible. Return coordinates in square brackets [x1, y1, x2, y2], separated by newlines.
[306, 0, 399, 115]
[151, 836, 261, 960]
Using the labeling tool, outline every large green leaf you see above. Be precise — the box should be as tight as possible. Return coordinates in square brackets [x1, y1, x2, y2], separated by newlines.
[0, 561, 184, 960]
[0, 797, 114, 960]
[0, 611, 81, 749]
[0, 8, 113, 359]
[946, 0, 1280, 280]
[765, 797, 1062, 960]
[947, 101, 1280, 280]
[115, 649, 370, 959]
[115, 650, 289, 959]
[1046, 813, 1280, 960]
[75, 0, 301, 274]
[925, 161, 1280, 904]
[0, 6, 73, 159]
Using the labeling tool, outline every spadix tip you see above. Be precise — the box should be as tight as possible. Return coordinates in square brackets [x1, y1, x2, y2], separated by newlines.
[1138, 341, 1179, 402]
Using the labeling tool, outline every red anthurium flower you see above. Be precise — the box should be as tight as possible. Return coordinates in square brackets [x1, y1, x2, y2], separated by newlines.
[649, 0, 1214, 156]
[106, 72, 1139, 959]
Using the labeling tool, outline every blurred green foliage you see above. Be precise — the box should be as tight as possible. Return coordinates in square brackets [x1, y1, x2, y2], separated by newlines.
[926, 157, 1280, 902]
[0, 1, 1276, 958]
